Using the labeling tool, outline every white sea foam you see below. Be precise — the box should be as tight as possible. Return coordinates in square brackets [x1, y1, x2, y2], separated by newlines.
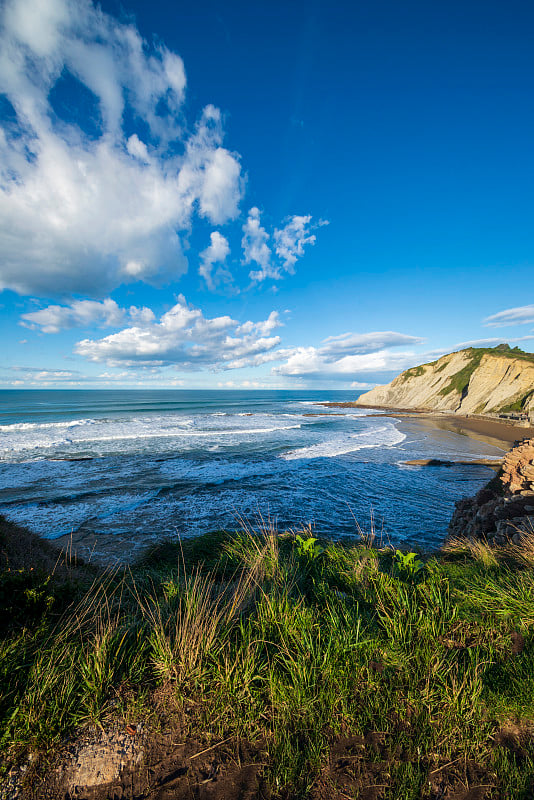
[280, 423, 406, 461]
[158, 456, 287, 484]
[2, 490, 157, 539]
[0, 418, 98, 432]
[0, 390, 508, 551]
[0, 412, 304, 460]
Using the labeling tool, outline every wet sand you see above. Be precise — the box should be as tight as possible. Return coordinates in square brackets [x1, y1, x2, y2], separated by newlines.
[318, 403, 534, 451]
[407, 414, 533, 451]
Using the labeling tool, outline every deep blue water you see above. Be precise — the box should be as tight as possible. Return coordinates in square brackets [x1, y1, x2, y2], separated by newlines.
[0, 390, 505, 557]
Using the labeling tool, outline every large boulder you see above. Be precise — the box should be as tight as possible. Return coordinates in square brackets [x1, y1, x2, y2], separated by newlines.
[448, 438, 534, 545]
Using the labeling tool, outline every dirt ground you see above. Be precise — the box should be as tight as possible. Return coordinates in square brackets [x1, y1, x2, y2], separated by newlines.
[15, 729, 270, 800]
[5, 719, 532, 800]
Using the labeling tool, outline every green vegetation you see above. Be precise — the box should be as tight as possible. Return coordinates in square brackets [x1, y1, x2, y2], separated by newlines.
[435, 345, 534, 400]
[497, 390, 534, 415]
[395, 345, 534, 401]
[2, 525, 534, 798]
[438, 349, 485, 398]
[400, 364, 426, 380]
[434, 357, 450, 373]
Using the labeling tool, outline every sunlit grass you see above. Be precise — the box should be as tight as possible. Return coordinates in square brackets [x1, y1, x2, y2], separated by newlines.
[2, 524, 534, 797]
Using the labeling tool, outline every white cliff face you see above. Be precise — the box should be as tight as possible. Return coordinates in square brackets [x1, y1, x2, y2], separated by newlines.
[356, 349, 534, 416]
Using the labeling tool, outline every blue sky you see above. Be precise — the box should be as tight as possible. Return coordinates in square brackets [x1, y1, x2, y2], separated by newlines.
[0, 0, 533, 389]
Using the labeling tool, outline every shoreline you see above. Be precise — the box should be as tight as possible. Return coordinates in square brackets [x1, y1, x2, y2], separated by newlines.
[2, 404, 524, 567]
[318, 402, 534, 451]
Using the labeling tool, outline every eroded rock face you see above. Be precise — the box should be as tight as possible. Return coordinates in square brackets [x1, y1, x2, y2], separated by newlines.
[448, 438, 534, 545]
[356, 347, 534, 417]
[501, 438, 534, 494]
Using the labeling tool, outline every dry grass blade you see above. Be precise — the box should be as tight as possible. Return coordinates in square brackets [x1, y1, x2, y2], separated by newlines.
[140, 554, 260, 684]
[508, 522, 534, 567]
[442, 536, 499, 567]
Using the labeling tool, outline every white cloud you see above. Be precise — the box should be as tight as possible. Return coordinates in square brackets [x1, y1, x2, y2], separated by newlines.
[274, 348, 428, 380]
[75, 295, 284, 370]
[274, 215, 319, 273]
[453, 335, 534, 349]
[20, 298, 125, 332]
[0, 0, 244, 296]
[177, 105, 243, 226]
[484, 304, 534, 327]
[320, 331, 424, 359]
[217, 379, 283, 389]
[1, 364, 193, 387]
[242, 207, 273, 280]
[199, 231, 231, 290]
[4, 366, 82, 385]
[20, 298, 157, 333]
[273, 331, 426, 380]
[242, 209, 325, 282]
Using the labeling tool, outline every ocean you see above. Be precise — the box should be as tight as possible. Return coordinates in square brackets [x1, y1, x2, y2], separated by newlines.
[0, 389, 505, 560]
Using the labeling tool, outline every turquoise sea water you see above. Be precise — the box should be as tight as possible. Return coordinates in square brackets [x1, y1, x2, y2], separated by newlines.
[0, 390, 505, 555]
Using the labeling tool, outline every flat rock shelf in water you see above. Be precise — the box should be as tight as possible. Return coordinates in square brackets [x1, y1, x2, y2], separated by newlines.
[0, 389, 506, 563]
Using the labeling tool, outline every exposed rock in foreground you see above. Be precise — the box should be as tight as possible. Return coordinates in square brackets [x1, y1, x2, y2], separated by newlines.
[448, 438, 534, 545]
[356, 344, 534, 418]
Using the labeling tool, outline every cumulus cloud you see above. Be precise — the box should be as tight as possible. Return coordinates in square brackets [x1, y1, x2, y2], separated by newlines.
[484, 305, 534, 327]
[2, 366, 83, 386]
[274, 215, 321, 273]
[217, 379, 280, 389]
[0, 0, 244, 296]
[273, 331, 426, 381]
[199, 231, 231, 290]
[20, 298, 157, 333]
[20, 298, 126, 333]
[242, 208, 323, 282]
[242, 207, 273, 280]
[274, 348, 428, 381]
[75, 295, 283, 370]
[0, 364, 192, 386]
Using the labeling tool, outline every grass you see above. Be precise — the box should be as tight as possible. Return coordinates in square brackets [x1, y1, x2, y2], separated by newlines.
[401, 364, 426, 380]
[438, 349, 486, 398]
[2, 522, 534, 798]
[392, 344, 534, 401]
[497, 389, 534, 414]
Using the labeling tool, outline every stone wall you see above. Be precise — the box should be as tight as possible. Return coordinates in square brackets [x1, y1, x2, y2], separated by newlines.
[448, 438, 534, 545]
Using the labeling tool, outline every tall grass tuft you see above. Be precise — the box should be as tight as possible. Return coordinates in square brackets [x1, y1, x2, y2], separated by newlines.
[3, 520, 534, 797]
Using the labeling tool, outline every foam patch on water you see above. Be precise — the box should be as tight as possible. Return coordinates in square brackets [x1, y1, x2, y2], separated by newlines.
[0, 418, 99, 432]
[158, 455, 289, 485]
[2, 489, 159, 539]
[0, 412, 304, 461]
[281, 423, 406, 460]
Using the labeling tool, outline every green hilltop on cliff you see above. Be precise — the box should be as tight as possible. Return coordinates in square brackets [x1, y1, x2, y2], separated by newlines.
[356, 344, 534, 417]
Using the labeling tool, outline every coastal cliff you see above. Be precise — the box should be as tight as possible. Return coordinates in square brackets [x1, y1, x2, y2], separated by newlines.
[356, 344, 534, 417]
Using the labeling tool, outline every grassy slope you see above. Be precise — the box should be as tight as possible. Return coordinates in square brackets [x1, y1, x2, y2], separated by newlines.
[2, 524, 534, 799]
[397, 345, 534, 411]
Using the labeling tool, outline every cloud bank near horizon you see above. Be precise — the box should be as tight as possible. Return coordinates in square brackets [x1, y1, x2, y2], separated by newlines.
[74, 296, 285, 371]
[67, 302, 426, 382]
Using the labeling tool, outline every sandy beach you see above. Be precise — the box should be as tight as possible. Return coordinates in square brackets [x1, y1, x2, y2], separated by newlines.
[407, 413, 534, 450]
[318, 403, 534, 451]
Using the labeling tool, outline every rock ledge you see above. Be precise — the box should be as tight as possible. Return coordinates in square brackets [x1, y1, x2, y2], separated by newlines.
[448, 438, 534, 545]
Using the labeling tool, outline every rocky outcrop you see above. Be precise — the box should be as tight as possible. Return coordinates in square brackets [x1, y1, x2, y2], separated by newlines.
[356, 345, 534, 417]
[502, 439, 534, 493]
[448, 438, 534, 545]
